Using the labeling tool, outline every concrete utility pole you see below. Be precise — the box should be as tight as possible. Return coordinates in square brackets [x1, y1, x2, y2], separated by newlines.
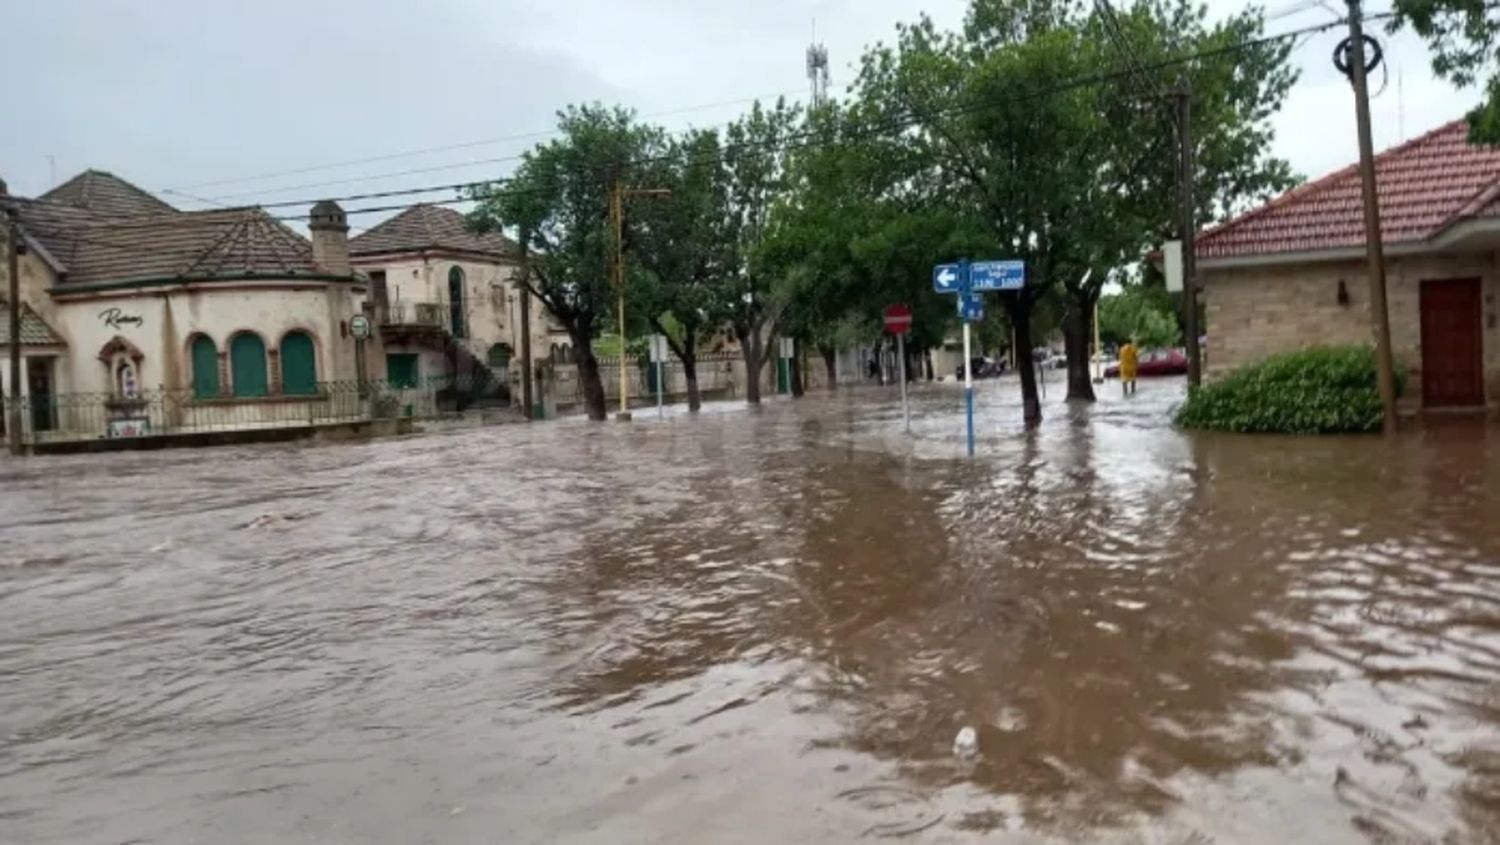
[6, 204, 22, 455]
[1174, 82, 1202, 388]
[1344, 0, 1399, 435]
[608, 178, 670, 422]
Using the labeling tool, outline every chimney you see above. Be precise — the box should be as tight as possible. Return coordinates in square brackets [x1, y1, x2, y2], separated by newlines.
[308, 200, 350, 276]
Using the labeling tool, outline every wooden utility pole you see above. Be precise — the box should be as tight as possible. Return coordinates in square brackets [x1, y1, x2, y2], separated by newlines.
[6, 205, 22, 455]
[517, 229, 534, 420]
[610, 178, 631, 421]
[1345, 0, 1399, 435]
[1174, 82, 1203, 387]
[607, 178, 670, 422]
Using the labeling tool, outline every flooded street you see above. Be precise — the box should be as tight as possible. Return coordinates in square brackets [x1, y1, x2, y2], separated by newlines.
[3, 377, 1499, 843]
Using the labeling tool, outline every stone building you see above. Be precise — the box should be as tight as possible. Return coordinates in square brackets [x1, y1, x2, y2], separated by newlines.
[1198, 119, 1500, 410]
[0, 170, 369, 444]
[348, 204, 567, 400]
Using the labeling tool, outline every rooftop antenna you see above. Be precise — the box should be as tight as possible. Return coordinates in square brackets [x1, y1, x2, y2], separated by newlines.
[806, 19, 830, 108]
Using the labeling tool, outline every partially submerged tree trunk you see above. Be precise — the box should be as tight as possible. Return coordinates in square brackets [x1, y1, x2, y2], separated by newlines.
[736, 324, 765, 405]
[924, 348, 934, 381]
[1006, 298, 1043, 427]
[573, 334, 607, 421]
[655, 319, 702, 412]
[790, 339, 805, 397]
[820, 343, 837, 390]
[1062, 298, 1096, 402]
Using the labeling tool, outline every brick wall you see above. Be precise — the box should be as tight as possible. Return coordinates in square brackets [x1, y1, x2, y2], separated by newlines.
[1202, 250, 1500, 406]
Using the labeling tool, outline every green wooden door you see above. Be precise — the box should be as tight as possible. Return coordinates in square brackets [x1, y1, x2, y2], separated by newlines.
[280, 331, 317, 395]
[230, 334, 268, 397]
[386, 353, 419, 389]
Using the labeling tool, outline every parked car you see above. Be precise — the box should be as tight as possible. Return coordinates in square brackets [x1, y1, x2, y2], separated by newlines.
[1104, 347, 1188, 378]
[954, 357, 1003, 379]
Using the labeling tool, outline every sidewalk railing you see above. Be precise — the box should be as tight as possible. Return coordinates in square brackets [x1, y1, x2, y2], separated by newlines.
[0, 375, 490, 447]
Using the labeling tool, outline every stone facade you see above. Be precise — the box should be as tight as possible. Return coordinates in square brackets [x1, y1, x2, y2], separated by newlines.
[1203, 250, 1500, 407]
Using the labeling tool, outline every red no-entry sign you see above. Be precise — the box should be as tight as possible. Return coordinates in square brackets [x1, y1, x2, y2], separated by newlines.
[883, 303, 912, 334]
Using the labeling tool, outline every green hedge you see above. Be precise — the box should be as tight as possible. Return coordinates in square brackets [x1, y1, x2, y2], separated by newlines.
[1175, 346, 1400, 434]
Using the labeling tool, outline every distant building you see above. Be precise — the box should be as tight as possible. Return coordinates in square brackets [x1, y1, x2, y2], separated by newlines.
[1198, 119, 1500, 410]
[349, 203, 567, 394]
[1, 170, 369, 444]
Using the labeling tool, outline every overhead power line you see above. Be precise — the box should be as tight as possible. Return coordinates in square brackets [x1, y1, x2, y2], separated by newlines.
[37, 12, 1368, 232]
[161, 84, 843, 200]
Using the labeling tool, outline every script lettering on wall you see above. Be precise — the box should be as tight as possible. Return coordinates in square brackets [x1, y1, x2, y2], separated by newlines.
[98, 308, 144, 330]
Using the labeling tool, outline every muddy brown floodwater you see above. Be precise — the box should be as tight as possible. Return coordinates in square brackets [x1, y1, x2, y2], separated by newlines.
[3, 376, 1500, 844]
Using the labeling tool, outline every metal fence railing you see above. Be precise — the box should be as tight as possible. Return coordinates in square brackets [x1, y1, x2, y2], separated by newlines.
[0, 374, 497, 448]
[548, 352, 756, 410]
[381, 300, 450, 330]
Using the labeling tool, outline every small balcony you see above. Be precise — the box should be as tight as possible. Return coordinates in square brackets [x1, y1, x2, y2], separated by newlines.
[380, 300, 451, 344]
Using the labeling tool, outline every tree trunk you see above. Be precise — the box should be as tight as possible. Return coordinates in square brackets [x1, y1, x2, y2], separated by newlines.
[1063, 296, 1097, 402]
[1007, 299, 1043, 427]
[790, 340, 805, 397]
[924, 348, 934, 381]
[682, 353, 701, 412]
[820, 344, 837, 390]
[574, 337, 607, 421]
[738, 325, 764, 405]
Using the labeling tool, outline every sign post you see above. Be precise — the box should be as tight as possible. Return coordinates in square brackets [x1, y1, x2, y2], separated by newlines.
[349, 313, 372, 399]
[883, 304, 913, 434]
[650, 334, 668, 418]
[933, 257, 1022, 457]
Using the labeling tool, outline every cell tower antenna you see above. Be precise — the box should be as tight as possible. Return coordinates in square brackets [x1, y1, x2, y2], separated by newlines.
[806, 20, 830, 108]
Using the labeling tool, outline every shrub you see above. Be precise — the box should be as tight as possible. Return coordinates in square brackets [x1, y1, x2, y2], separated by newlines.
[1175, 346, 1401, 434]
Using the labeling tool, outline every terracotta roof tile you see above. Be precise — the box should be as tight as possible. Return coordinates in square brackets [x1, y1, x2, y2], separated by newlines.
[1197, 119, 1500, 260]
[16, 200, 328, 285]
[38, 169, 177, 217]
[350, 204, 516, 259]
[0, 301, 65, 346]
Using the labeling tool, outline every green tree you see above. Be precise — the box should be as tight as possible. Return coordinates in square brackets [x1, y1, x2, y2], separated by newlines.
[467, 105, 663, 421]
[629, 129, 732, 412]
[1392, 0, 1500, 141]
[1099, 282, 1180, 348]
[723, 99, 801, 405]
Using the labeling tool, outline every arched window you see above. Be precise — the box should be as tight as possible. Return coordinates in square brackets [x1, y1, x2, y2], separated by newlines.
[229, 333, 268, 398]
[190, 335, 219, 398]
[280, 331, 317, 395]
[448, 266, 467, 339]
[487, 342, 511, 369]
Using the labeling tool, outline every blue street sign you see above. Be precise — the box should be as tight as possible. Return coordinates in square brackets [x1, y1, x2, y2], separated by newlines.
[958, 292, 984, 322]
[970, 259, 1025, 291]
[932, 263, 963, 294]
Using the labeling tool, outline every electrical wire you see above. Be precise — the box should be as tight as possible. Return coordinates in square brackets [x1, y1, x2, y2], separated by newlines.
[30, 12, 1366, 231]
[161, 84, 845, 199]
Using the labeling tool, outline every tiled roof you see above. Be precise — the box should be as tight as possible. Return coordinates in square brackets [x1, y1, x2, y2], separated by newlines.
[17, 200, 325, 285]
[350, 204, 517, 259]
[1197, 119, 1500, 260]
[38, 169, 177, 217]
[0, 301, 66, 346]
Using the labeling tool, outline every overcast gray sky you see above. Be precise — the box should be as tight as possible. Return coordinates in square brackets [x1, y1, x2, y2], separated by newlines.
[1, 0, 1478, 227]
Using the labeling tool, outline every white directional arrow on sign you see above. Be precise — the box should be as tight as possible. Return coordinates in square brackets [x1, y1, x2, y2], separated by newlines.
[933, 263, 961, 293]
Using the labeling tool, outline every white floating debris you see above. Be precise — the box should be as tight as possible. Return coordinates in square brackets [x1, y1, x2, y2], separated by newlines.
[953, 726, 979, 759]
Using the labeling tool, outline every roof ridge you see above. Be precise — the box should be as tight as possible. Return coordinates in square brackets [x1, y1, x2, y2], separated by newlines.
[1198, 118, 1469, 248]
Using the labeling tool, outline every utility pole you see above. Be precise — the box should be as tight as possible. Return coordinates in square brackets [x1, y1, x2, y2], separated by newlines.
[1344, 0, 1399, 435]
[6, 204, 22, 455]
[608, 178, 669, 422]
[1174, 81, 1202, 387]
[518, 229, 534, 421]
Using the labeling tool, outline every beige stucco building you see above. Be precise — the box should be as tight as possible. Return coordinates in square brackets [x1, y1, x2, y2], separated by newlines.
[349, 204, 567, 397]
[2, 171, 372, 444]
[1199, 120, 1500, 410]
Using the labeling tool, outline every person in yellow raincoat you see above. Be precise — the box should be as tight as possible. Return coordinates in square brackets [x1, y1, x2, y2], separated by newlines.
[1118, 339, 1139, 395]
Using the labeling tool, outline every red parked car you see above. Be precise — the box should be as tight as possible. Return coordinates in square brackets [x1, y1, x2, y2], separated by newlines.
[1105, 347, 1188, 378]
